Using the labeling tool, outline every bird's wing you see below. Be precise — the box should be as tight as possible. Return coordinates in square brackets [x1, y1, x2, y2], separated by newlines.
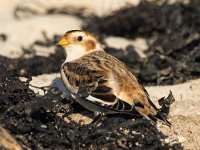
[61, 61, 138, 114]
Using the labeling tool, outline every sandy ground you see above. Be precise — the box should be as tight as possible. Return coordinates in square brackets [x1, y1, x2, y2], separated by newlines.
[1, 0, 200, 149]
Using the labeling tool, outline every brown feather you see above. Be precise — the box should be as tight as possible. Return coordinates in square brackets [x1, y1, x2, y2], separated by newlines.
[61, 51, 157, 115]
[82, 40, 96, 51]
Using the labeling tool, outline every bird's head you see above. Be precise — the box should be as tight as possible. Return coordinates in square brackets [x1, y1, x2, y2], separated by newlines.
[57, 30, 103, 61]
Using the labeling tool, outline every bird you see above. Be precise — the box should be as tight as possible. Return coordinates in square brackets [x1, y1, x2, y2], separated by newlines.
[57, 30, 171, 126]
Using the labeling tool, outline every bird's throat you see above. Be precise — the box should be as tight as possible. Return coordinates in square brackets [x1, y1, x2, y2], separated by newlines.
[64, 45, 87, 62]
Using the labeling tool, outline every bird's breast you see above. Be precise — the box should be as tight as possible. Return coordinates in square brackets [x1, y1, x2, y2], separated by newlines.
[60, 67, 78, 94]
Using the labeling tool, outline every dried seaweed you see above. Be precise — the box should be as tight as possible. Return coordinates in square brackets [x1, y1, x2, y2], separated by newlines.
[0, 64, 181, 149]
[0, 33, 7, 42]
[83, 0, 200, 85]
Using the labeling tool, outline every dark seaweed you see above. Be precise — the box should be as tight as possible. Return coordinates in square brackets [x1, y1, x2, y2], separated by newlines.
[0, 64, 181, 149]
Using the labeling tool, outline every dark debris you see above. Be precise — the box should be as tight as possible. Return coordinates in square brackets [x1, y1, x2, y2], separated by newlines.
[158, 91, 175, 117]
[0, 63, 181, 149]
[0, 33, 7, 42]
[84, 0, 200, 85]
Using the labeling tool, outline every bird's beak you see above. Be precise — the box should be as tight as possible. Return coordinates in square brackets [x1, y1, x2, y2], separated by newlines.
[57, 37, 70, 47]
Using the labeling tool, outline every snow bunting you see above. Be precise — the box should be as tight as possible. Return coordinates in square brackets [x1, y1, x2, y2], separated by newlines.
[57, 30, 171, 126]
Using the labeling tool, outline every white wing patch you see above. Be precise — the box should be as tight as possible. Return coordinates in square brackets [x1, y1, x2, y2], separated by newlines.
[86, 95, 116, 106]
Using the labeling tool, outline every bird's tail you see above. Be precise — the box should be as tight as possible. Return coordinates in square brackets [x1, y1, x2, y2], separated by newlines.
[135, 104, 171, 127]
[146, 111, 171, 127]
[145, 95, 171, 127]
[137, 84, 172, 127]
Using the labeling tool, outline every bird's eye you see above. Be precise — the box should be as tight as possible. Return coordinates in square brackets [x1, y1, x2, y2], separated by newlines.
[77, 36, 83, 41]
